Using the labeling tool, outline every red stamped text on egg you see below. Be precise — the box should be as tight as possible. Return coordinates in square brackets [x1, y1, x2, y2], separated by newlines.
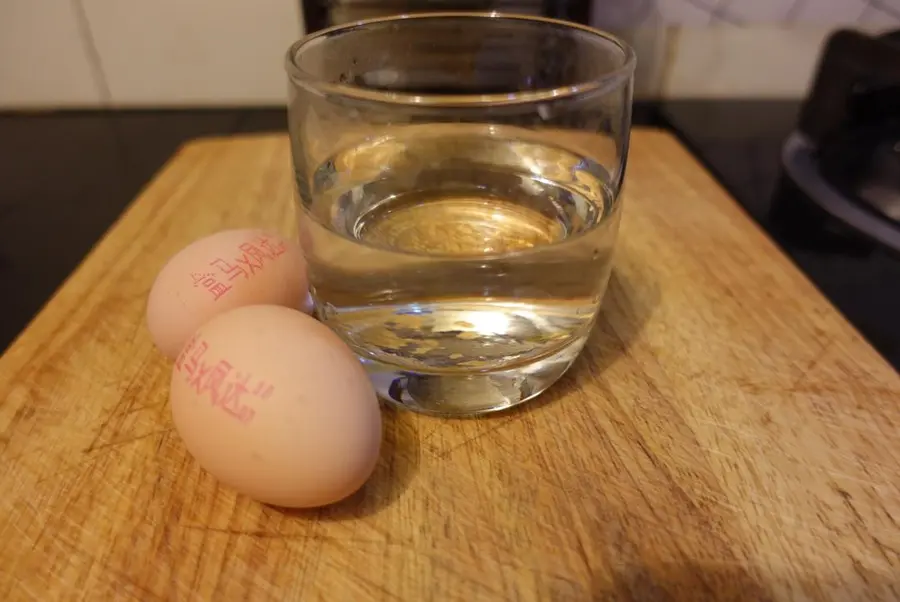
[190, 272, 232, 300]
[175, 334, 275, 424]
[191, 233, 290, 302]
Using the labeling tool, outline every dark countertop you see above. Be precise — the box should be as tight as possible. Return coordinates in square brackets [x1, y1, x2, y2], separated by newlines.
[0, 109, 290, 351]
[662, 102, 900, 370]
[1, 102, 898, 370]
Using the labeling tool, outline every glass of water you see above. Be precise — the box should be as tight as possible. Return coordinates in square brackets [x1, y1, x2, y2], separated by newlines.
[285, 12, 635, 416]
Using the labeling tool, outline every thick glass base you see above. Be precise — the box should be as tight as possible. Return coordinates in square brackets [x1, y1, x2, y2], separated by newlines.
[360, 333, 588, 417]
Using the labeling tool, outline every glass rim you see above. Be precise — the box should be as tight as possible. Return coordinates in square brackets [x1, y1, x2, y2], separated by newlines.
[285, 12, 637, 108]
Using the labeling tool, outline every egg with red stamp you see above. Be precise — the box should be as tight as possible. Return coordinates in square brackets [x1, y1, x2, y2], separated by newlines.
[169, 304, 382, 509]
[146, 229, 310, 359]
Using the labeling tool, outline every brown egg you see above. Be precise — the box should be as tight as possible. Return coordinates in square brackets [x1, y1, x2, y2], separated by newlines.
[147, 229, 309, 359]
[169, 305, 381, 508]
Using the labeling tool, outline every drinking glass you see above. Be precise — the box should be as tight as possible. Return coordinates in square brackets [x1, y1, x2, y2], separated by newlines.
[285, 12, 635, 416]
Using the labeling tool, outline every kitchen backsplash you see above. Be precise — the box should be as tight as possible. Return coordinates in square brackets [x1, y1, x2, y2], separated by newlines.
[1, 0, 898, 108]
[594, 0, 900, 27]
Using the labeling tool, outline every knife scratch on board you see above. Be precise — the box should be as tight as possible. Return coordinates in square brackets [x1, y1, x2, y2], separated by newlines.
[83, 428, 173, 454]
[84, 363, 163, 453]
[348, 569, 405, 602]
[98, 561, 168, 602]
[181, 525, 376, 545]
[429, 417, 517, 459]
[788, 340, 832, 393]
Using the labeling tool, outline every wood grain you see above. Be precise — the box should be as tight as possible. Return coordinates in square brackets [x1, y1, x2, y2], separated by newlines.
[1, 129, 899, 601]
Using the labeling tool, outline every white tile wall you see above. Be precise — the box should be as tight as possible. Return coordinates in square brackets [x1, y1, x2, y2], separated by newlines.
[0, 0, 103, 108]
[612, 28, 671, 99]
[659, 20, 892, 99]
[660, 26, 833, 99]
[1, 0, 898, 108]
[598, 0, 898, 99]
[79, 0, 304, 107]
[794, 0, 891, 24]
[723, 0, 805, 23]
[599, 0, 900, 26]
[654, 0, 722, 26]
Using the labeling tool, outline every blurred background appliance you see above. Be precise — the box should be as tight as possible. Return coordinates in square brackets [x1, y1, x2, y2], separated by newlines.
[664, 28, 900, 369]
[300, 0, 592, 33]
[770, 28, 900, 367]
[776, 29, 900, 254]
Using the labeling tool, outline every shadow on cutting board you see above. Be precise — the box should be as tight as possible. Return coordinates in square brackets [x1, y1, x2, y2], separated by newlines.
[590, 561, 900, 601]
[275, 252, 658, 520]
[272, 403, 420, 521]
[492, 252, 661, 420]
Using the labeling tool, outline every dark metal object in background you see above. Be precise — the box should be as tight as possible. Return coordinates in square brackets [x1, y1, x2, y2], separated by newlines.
[751, 28, 900, 368]
[300, 1, 592, 33]
[777, 29, 900, 253]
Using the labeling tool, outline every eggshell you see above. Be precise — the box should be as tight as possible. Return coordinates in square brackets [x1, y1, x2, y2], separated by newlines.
[147, 229, 308, 359]
[169, 305, 382, 508]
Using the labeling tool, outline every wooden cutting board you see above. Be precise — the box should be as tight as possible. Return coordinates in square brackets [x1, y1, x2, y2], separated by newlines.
[1, 129, 898, 601]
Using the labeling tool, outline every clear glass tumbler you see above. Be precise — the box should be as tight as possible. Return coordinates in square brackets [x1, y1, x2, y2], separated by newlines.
[285, 13, 635, 416]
